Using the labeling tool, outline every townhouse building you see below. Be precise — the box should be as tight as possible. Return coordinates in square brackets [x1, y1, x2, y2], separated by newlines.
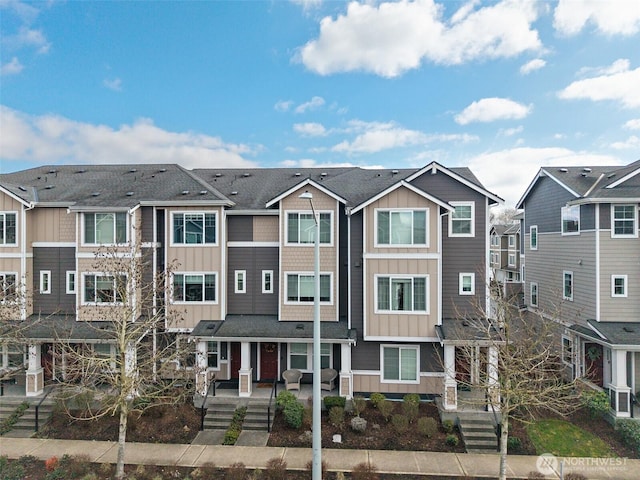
[517, 160, 640, 419]
[0, 162, 501, 412]
[489, 223, 523, 305]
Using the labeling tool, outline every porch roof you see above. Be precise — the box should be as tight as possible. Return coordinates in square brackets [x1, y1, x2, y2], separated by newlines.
[570, 320, 640, 347]
[191, 315, 357, 343]
[436, 318, 503, 345]
[8, 315, 116, 343]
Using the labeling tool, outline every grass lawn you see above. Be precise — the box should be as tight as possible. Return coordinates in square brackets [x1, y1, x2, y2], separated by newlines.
[527, 419, 615, 457]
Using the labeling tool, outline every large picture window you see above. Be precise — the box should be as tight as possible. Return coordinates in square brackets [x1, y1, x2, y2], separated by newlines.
[382, 345, 419, 383]
[612, 205, 637, 237]
[288, 342, 331, 371]
[286, 212, 331, 244]
[83, 274, 126, 304]
[376, 209, 427, 246]
[0, 213, 17, 245]
[286, 273, 331, 303]
[376, 275, 428, 312]
[173, 273, 217, 303]
[561, 205, 580, 235]
[84, 212, 127, 244]
[449, 202, 474, 237]
[172, 212, 217, 245]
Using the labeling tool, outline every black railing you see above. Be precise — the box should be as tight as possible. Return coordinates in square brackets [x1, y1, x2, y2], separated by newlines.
[631, 392, 637, 419]
[35, 386, 54, 433]
[199, 378, 215, 431]
[267, 378, 278, 433]
[488, 396, 500, 451]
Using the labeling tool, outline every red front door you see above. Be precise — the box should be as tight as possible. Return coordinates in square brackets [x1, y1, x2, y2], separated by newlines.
[260, 343, 278, 381]
[230, 342, 241, 379]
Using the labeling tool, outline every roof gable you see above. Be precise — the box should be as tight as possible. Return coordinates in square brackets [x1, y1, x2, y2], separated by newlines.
[265, 177, 346, 208]
[350, 180, 453, 214]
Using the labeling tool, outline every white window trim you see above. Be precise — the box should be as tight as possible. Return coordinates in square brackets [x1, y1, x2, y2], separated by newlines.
[66, 271, 76, 294]
[206, 341, 221, 371]
[448, 201, 475, 238]
[561, 335, 573, 366]
[0, 272, 18, 303]
[459, 273, 475, 295]
[0, 211, 18, 246]
[380, 344, 420, 384]
[81, 272, 128, 306]
[284, 210, 334, 247]
[235, 270, 246, 294]
[561, 205, 580, 236]
[611, 275, 628, 298]
[262, 270, 273, 294]
[82, 212, 129, 246]
[170, 211, 219, 246]
[530, 225, 538, 250]
[284, 271, 333, 305]
[286, 342, 332, 372]
[373, 208, 430, 248]
[508, 254, 516, 267]
[39, 270, 51, 294]
[530, 282, 538, 307]
[170, 272, 219, 305]
[611, 204, 638, 239]
[508, 235, 515, 248]
[563, 271, 573, 301]
[374, 274, 430, 314]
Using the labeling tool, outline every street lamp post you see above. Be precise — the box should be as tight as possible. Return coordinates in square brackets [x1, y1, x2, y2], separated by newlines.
[299, 190, 322, 480]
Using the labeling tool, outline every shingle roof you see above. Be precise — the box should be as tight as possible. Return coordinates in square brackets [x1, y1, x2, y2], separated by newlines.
[586, 320, 640, 346]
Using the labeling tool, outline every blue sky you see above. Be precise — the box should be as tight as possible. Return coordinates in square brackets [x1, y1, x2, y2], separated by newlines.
[1, 0, 639, 207]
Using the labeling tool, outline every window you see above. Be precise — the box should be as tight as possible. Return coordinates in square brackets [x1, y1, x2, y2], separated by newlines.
[611, 275, 627, 297]
[459, 273, 475, 295]
[262, 270, 273, 294]
[449, 202, 474, 237]
[508, 235, 515, 248]
[84, 212, 127, 244]
[376, 275, 428, 313]
[530, 226, 538, 250]
[376, 209, 427, 246]
[530, 282, 538, 307]
[563, 271, 573, 301]
[289, 343, 308, 370]
[0, 273, 17, 302]
[83, 274, 126, 304]
[287, 212, 331, 244]
[2, 344, 24, 368]
[172, 212, 217, 245]
[382, 345, 419, 383]
[562, 336, 573, 365]
[612, 205, 637, 237]
[207, 341, 219, 368]
[173, 273, 217, 303]
[561, 205, 580, 235]
[0, 213, 17, 245]
[235, 270, 246, 294]
[508, 254, 516, 266]
[286, 273, 331, 303]
[66, 271, 76, 294]
[93, 343, 113, 360]
[39, 271, 51, 294]
[491, 234, 499, 247]
[320, 343, 331, 369]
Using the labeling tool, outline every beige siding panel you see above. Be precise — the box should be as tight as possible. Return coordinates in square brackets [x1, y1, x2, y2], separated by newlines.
[29, 208, 75, 243]
[365, 258, 438, 338]
[0, 257, 21, 274]
[167, 304, 221, 330]
[253, 216, 278, 242]
[353, 374, 442, 395]
[599, 234, 640, 322]
[168, 246, 222, 272]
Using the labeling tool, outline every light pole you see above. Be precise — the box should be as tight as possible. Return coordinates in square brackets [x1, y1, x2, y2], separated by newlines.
[299, 190, 322, 480]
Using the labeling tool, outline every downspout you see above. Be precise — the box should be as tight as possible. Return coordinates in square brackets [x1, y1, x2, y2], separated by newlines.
[438, 209, 447, 327]
[21, 203, 35, 320]
[595, 204, 600, 322]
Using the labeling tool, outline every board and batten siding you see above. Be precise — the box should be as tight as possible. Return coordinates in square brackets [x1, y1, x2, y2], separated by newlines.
[32, 247, 75, 315]
[227, 247, 278, 315]
[28, 208, 75, 244]
[599, 233, 640, 322]
[228, 216, 252, 242]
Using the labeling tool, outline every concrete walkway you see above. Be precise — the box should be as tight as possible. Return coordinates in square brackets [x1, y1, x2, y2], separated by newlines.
[1, 437, 638, 479]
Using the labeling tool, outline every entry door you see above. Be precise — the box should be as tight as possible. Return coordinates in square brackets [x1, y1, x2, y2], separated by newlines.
[230, 342, 241, 379]
[260, 343, 278, 381]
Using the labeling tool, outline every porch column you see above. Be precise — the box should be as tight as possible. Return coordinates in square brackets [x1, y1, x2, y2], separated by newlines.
[339, 343, 353, 399]
[195, 340, 209, 396]
[487, 345, 500, 411]
[443, 344, 457, 411]
[610, 348, 631, 417]
[238, 341, 252, 398]
[25, 343, 43, 397]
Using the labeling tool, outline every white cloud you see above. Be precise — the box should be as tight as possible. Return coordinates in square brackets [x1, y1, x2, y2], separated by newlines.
[293, 122, 327, 137]
[520, 58, 546, 75]
[624, 119, 640, 130]
[290, 0, 322, 12]
[499, 126, 524, 137]
[455, 98, 532, 125]
[558, 59, 640, 109]
[295, 96, 325, 113]
[0, 0, 41, 23]
[280, 158, 360, 168]
[610, 135, 640, 150]
[467, 147, 623, 208]
[274, 100, 294, 112]
[1, 56, 24, 76]
[3, 26, 50, 54]
[298, 0, 542, 77]
[0, 106, 258, 169]
[554, 0, 640, 36]
[103, 77, 123, 92]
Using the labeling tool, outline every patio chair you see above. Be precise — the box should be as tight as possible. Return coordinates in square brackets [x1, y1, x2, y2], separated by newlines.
[320, 368, 338, 391]
[282, 368, 302, 391]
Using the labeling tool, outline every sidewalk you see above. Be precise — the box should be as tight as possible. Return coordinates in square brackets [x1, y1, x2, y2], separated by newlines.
[1, 437, 638, 479]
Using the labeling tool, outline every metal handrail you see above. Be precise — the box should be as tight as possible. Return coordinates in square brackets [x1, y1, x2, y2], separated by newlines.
[267, 378, 278, 433]
[199, 377, 215, 431]
[488, 393, 500, 451]
[35, 385, 54, 433]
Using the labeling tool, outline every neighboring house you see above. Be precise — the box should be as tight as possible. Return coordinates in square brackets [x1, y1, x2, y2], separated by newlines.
[490, 223, 523, 304]
[0, 162, 501, 412]
[517, 160, 640, 419]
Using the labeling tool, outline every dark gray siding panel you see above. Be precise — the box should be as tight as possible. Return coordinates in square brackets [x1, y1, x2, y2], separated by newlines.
[599, 203, 611, 229]
[581, 204, 595, 231]
[140, 206, 154, 243]
[33, 247, 75, 315]
[228, 216, 253, 242]
[349, 213, 364, 338]
[523, 177, 575, 233]
[227, 247, 279, 315]
[339, 209, 348, 321]
[156, 209, 165, 271]
[352, 341, 443, 372]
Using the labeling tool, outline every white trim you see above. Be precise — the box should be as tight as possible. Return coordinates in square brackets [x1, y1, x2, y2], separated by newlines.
[262, 270, 274, 294]
[595, 204, 600, 321]
[374, 274, 430, 314]
[351, 180, 453, 215]
[459, 272, 475, 295]
[373, 207, 430, 248]
[606, 166, 640, 188]
[380, 344, 420, 384]
[170, 271, 219, 305]
[363, 252, 440, 260]
[81, 272, 128, 305]
[611, 275, 628, 298]
[448, 201, 475, 237]
[228, 241, 279, 248]
[284, 210, 334, 247]
[365, 335, 440, 342]
[32, 242, 76, 248]
[350, 370, 445, 377]
[0, 211, 18, 247]
[66, 271, 76, 294]
[530, 282, 538, 307]
[563, 270, 574, 301]
[0, 186, 31, 207]
[81, 211, 130, 246]
[0, 253, 33, 259]
[265, 178, 346, 208]
[283, 271, 334, 305]
[169, 210, 219, 246]
[561, 334, 574, 366]
[529, 225, 538, 250]
[77, 251, 138, 259]
[610, 204, 638, 238]
[516, 168, 580, 209]
[234, 270, 246, 294]
[561, 205, 580, 236]
[39, 270, 51, 294]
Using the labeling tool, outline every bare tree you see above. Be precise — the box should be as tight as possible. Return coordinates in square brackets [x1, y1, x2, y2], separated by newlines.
[490, 206, 520, 225]
[0, 276, 33, 385]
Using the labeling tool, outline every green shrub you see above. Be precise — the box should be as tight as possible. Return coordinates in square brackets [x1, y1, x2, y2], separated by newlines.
[391, 414, 409, 434]
[507, 436, 522, 452]
[446, 434, 459, 446]
[223, 426, 241, 445]
[324, 395, 346, 410]
[283, 400, 304, 429]
[329, 406, 345, 427]
[351, 416, 367, 432]
[377, 399, 394, 421]
[417, 417, 438, 438]
[403, 393, 420, 405]
[580, 389, 610, 418]
[402, 401, 419, 423]
[351, 462, 379, 480]
[369, 392, 386, 408]
[0, 458, 25, 480]
[616, 419, 640, 455]
[276, 390, 297, 410]
[352, 395, 367, 416]
[442, 419, 455, 433]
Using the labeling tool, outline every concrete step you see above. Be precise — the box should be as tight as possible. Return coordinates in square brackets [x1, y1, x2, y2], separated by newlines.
[458, 415, 498, 453]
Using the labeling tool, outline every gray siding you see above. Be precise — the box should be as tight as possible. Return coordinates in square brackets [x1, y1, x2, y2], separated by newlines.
[599, 233, 640, 321]
[350, 212, 364, 340]
[581, 204, 596, 231]
[352, 341, 443, 372]
[228, 216, 253, 242]
[227, 247, 278, 315]
[32, 247, 75, 315]
[339, 208, 349, 321]
[140, 206, 154, 243]
[523, 176, 575, 234]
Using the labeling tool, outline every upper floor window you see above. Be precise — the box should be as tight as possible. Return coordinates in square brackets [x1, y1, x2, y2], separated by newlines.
[459, 273, 475, 295]
[286, 273, 331, 303]
[381, 345, 419, 383]
[0, 273, 17, 302]
[508, 254, 516, 266]
[491, 234, 499, 247]
[286, 212, 331, 244]
[84, 212, 127, 245]
[376, 275, 428, 313]
[563, 271, 573, 301]
[83, 274, 126, 304]
[612, 205, 637, 238]
[1, 343, 24, 369]
[39, 271, 51, 294]
[235, 270, 246, 294]
[508, 235, 515, 248]
[172, 212, 217, 245]
[449, 202, 474, 237]
[530, 282, 538, 307]
[173, 273, 217, 303]
[611, 275, 627, 297]
[66, 271, 76, 294]
[262, 270, 273, 294]
[0, 213, 17, 245]
[376, 209, 427, 246]
[530, 226, 538, 250]
[561, 205, 579, 235]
